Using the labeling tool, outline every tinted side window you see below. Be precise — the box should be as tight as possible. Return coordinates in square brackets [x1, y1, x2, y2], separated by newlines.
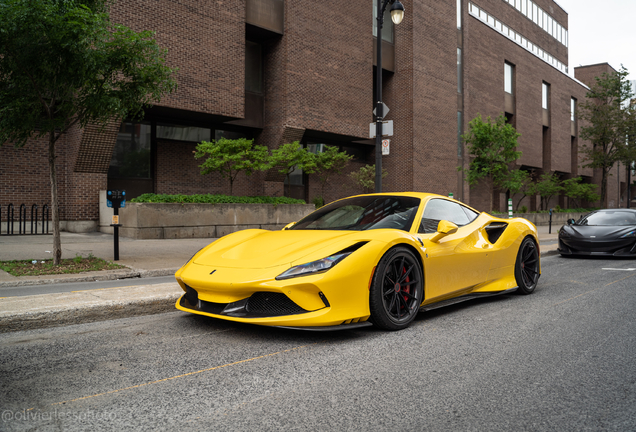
[461, 205, 480, 223]
[419, 199, 470, 233]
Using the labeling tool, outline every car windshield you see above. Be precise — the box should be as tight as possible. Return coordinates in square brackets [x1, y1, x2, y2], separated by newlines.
[290, 196, 421, 231]
[578, 211, 636, 226]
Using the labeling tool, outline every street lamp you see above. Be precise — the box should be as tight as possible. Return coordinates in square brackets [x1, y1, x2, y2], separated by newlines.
[375, 0, 405, 192]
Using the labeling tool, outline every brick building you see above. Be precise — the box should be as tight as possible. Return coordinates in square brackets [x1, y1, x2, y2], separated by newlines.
[1, 0, 630, 232]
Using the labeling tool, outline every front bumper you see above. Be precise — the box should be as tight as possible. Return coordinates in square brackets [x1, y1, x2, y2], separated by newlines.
[558, 237, 636, 256]
[175, 260, 373, 328]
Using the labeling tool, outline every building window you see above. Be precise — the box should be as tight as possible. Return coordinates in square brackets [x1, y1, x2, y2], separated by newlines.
[109, 122, 152, 179]
[542, 82, 550, 110]
[215, 130, 248, 141]
[157, 124, 211, 142]
[571, 98, 576, 121]
[373, 0, 394, 43]
[245, 41, 263, 94]
[457, 0, 462, 29]
[504, 63, 514, 95]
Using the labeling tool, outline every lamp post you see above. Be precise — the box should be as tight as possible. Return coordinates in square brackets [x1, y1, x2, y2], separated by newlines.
[375, 0, 405, 192]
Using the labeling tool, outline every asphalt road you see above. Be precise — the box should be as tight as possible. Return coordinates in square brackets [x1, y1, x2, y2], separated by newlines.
[1, 255, 635, 431]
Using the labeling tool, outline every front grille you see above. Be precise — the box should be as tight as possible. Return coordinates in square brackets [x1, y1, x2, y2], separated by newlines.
[246, 292, 308, 316]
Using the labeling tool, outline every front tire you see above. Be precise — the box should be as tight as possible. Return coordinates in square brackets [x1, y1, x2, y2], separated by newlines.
[515, 237, 539, 294]
[369, 247, 423, 330]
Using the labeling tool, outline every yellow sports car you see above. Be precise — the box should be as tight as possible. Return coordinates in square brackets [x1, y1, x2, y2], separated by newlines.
[175, 193, 540, 331]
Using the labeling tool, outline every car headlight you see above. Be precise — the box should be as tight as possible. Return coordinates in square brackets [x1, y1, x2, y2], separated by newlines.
[559, 228, 570, 238]
[620, 230, 636, 238]
[276, 252, 352, 280]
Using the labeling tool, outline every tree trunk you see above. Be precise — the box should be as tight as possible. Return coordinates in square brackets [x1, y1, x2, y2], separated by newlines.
[601, 167, 609, 208]
[48, 131, 62, 265]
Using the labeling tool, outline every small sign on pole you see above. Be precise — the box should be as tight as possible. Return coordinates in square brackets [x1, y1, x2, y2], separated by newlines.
[369, 120, 394, 138]
[382, 139, 390, 155]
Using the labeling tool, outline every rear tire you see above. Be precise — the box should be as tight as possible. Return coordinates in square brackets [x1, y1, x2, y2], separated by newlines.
[515, 237, 539, 294]
[369, 247, 423, 330]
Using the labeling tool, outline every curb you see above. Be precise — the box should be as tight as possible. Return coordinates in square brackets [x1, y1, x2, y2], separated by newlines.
[0, 268, 179, 288]
[1, 295, 181, 333]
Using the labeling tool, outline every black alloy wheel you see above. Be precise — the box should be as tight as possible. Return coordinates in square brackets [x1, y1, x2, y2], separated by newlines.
[515, 237, 540, 294]
[369, 246, 424, 330]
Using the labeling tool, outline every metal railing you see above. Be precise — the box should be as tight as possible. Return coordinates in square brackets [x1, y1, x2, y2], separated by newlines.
[1, 203, 50, 235]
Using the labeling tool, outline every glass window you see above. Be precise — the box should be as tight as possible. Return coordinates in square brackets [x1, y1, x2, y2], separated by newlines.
[215, 130, 248, 141]
[515, 0, 521, 11]
[521, 0, 526, 16]
[571, 98, 576, 121]
[157, 124, 211, 142]
[307, 143, 325, 154]
[457, 0, 461, 29]
[109, 122, 152, 179]
[556, 23, 562, 43]
[291, 195, 421, 232]
[462, 206, 480, 222]
[487, 14, 495, 26]
[578, 211, 636, 226]
[547, 16, 553, 36]
[504, 63, 514, 94]
[245, 41, 263, 94]
[502, 24, 509, 36]
[373, 0, 394, 43]
[542, 82, 549, 110]
[532, 4, 538, 24]
[542, 12, 548, 31]
[419, 199, 471, 234]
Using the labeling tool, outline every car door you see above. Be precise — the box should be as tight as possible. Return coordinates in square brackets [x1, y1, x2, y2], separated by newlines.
[417, 199, 492, 301]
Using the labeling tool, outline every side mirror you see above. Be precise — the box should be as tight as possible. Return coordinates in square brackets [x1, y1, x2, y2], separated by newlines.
[283, 221, 296, 230]
[430, 220, 459, 243]
[566, 218, 575, 226]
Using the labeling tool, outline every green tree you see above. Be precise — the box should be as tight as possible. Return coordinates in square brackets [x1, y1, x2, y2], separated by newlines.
[195, 138, 270, 195]
[461, 114, 521, 211]
[578, 65, 636, 207]
[501, 169, 534, 211]
[349, 164, 387, 194]
[303, 146, 353, 204]
[270, 141, 312, 197]
[0, 0, 176, 264]
[562, 176, 600, 208]
[533, 172, 563, 211]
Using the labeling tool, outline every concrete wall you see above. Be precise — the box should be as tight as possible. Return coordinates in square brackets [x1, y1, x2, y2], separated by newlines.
[99, 192, 315, 239]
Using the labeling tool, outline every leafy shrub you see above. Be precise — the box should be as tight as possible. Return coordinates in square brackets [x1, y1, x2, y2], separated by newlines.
[131, 194, 305, 205]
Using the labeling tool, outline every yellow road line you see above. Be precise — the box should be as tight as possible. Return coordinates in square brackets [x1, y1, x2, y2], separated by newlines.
[51, 343, 316, 406]
[553, 273, 636, 307]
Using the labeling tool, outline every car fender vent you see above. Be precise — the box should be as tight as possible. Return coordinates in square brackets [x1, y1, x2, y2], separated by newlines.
[485, 222, 508, 244]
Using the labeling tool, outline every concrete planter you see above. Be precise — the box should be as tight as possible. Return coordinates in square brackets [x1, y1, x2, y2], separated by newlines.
[99, 192, 315, 239]
[506, 212, 589, 226]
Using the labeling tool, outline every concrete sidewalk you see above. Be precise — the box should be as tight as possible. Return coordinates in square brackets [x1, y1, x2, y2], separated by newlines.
[0, 226, 560, 333]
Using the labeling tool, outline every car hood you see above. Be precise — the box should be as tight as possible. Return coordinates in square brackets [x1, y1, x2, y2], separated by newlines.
[563, 224, 635, 239]
[193, 229, 372, 269]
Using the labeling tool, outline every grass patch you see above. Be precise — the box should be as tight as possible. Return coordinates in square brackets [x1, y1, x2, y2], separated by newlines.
[0, 255, 124, 277]
[130, 193, 306, 205]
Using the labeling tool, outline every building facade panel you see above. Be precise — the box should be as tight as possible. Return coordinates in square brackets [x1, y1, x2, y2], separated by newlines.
[110, 0, 246, 119]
